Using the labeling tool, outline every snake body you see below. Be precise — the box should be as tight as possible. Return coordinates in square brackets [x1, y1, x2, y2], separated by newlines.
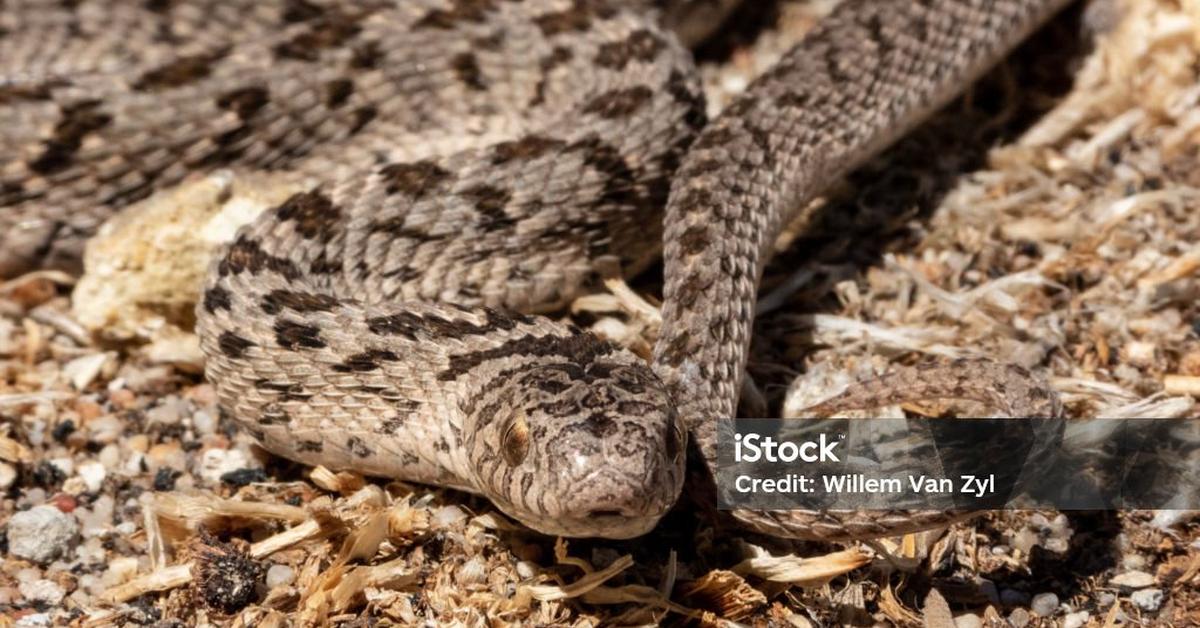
[1, 0, 1072, 540]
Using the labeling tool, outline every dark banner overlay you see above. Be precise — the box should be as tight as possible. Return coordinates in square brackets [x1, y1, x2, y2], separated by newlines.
[716, 418, 1199, 511]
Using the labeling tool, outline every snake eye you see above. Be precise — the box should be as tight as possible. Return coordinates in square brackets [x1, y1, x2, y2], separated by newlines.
[501, 413, 530, 467]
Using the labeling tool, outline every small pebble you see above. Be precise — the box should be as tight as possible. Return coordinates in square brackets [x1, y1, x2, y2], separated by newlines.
[1011, 528, 1038, 554]
[265, 564, 295, 589]
[48, 457, 73, 477]
[97, 443, 122, 470]
[1000, 589, 1030, 607]
[1110, 570, 1156, 590]
[18, 579, 65, 606]
[1130, 588, 1163, 612]
[192, 409, 217, 435]
[1063, 611, 1090, 628]
[198, 448, 255, 484]
[977, 579, 1000, 606]
[1007, 608, 1030, 628]
[6, 505, 80, 564]
[15, 613, 51, 627]
[1098, 592, 1117, 607]
[147, 442, 187, 472]
[1043, 537, 1070, 554]
[1031, 592, 1059, 616]
[76, 461, 106, 493]
[90, 415, 124, 444]
[147, 397, 186, 427]
[78, 574, 103, 596]
[16, 568, 40, 583]
[516, 561, 536, 580]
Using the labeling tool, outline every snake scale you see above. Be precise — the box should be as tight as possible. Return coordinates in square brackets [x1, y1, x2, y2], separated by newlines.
[0, 0, 1072, 540]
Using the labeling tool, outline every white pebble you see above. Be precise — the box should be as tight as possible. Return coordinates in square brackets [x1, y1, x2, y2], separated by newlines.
[198, 447, 254, 484]
[1031, 592, 1059, 616]
[1063, 611, 1090, 628]
[15, 568, 41, 583]
[146, 398, 186, 427]
[48, 457, 74, 477]
[516, 561, 536, 580]
[1110, 570, 1156, 590]
[78, 495, 115, 537]
[6, 505, 79, 564]
[121, 451, 146, 475]
[78, 574, 103, 596]
[76, 461, 107, 493]
[192, 409, 216, 435]
[15, 613, 51, 627]
[18, 579, 65, 606]
[265, 564, 295, 589]
[88, 416, 124, 445]
[97, 443, 121, 470]
[1130, 588, 1163, 612]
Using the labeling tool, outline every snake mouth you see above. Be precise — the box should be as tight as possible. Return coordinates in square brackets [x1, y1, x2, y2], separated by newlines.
[530, 513, 665, 540]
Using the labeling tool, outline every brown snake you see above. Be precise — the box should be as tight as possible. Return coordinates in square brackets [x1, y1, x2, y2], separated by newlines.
[0, 0, 1071, 540]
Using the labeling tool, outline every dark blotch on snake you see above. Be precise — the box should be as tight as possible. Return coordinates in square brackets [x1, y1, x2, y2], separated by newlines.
[217, 331, 256, 358]
[273, 319, 326, 350]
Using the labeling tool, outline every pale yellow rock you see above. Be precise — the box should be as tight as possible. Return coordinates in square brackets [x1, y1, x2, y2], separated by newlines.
[71, 171, 309, 348]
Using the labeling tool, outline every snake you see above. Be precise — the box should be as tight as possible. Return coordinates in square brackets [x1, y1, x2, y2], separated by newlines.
[0, 0, 1072, 540]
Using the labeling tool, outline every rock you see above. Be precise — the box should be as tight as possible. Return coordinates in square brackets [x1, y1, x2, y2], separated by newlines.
[1000, 589, 1030, 607]
[15, 613, 52, 627]
[1130, 588, 1163, 612]
[97, 443, 121, 470]
[18, 579, 65, 606]
[1110, 570, 1156, 590]
[76, 461, 106, 493]
[1007, 608, 1030, 628]
[192, 409, 217, 435]
[265, 564, 295, 589]
[1031, 592, 1059, 616]
[146, 397, 187, 427]
[47, 457, 73, 477]
[198, 448, 257, 485]
[1063, 611, 1090, 628]
[6, 505, 80, 564]
[72, 171, 307, 344]
[87, 416, 125, 446]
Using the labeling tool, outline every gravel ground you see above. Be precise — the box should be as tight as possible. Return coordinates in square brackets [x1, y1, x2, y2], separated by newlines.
[1, 1, 1198, 626]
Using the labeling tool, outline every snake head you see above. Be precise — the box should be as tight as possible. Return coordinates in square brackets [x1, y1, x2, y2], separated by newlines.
[467, 357, 687, 539]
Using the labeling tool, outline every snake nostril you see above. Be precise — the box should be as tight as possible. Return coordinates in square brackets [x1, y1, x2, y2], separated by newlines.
[587, 509, 624, 519]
